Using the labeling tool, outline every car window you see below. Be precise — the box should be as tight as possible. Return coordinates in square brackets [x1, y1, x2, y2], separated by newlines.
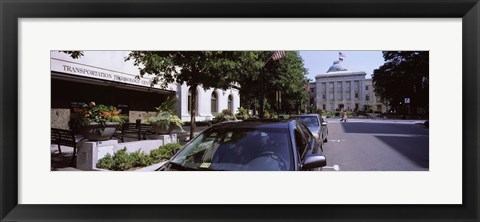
[297, 116, 320, 127]
[297, 122, 312, 141]
[171, 127, 293, 171]
[294, 125, 309, 157]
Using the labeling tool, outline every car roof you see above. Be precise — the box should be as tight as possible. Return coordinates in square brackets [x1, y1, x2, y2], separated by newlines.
[211, 119, 294, 129]
[290, 114, 319, 117]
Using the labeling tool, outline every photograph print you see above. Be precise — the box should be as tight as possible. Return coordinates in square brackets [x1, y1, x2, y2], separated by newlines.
[50, 50, 429, 172]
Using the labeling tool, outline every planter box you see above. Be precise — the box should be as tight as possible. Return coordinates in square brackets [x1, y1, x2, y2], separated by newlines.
[76, 134, 177, 171]
[79, 122, 120, 141]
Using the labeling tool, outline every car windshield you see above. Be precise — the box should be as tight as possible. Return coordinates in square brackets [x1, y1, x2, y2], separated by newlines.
[170, 127, 293, 171]
[297, 116, 319, 127]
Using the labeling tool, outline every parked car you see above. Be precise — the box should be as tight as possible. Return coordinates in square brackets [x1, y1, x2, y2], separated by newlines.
[290, 114, 328, 150]
[157, 119, 326, 171]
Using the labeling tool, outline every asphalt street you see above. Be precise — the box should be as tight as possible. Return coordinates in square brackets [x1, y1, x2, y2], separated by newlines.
[321, 118, 429, 171]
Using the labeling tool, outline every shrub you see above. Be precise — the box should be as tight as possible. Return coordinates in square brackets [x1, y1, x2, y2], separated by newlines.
[213, 109, 237, 123]
[236, 107, 249, 120]
[315, 109, 323, 115]
[97, 153, 114, 169]
[130, 150, 153, 167]
[150, 143, 183, 162]
[264, 111, 271, 118]
[97, 143, 183, 171]
[111, 148, 135, 171]
[322, 111, 334, 117]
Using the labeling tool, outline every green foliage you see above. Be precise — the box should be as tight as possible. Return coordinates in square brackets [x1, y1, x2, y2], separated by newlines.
[314, 109, 323, 115]
[264, 111, 271, 118]
[150, 143, 183, 162]
[146, 110, 184, 130]
[213, 109, 237, 123]
[362, 105, 373, 113]
[70, 102, 125, 129]
[61, 51, 84, 59]
[155, 96, 177, 113]
[236, 107, 249, 120]
[372, 51, 429, 114]
[126, 51, 263, 138]
[97, 143, 183, 171]
[146, 98, 184, 131]
[130, 150, 153, 167]
[97, 153, 114, 169]
[111, 148, 135, 171]
[323, 111, 334, 117]
[231, 51, 308, 116]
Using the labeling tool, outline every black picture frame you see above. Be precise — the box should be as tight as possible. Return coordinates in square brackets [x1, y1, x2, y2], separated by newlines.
[1, 0, 478, 221]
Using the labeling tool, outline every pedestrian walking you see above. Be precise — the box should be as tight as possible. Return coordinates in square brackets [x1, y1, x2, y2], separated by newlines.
[341, 110, 348, 122]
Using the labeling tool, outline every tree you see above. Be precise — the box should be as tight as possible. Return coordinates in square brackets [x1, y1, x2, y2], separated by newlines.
[372, 51, 429, 115]
[236, 51, 308, 117]
[126, 51, 262, 139]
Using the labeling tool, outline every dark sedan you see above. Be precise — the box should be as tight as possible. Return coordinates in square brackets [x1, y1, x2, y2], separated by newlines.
[158, 119, 326, 171]
[290, 114, 328, 151]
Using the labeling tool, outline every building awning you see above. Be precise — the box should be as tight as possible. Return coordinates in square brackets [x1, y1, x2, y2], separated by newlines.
[51, 72, 176, 95]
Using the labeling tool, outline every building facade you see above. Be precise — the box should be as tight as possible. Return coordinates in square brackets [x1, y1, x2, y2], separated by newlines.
[310, 60, 386, 113]
[50, 51, 240, 129]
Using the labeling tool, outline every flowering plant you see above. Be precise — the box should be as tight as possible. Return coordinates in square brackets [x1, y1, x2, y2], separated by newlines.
[70, 102, 125, 129]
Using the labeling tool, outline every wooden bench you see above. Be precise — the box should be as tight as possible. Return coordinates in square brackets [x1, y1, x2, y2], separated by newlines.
[113, 122, 154, 142]
[51, 128, 85, 166]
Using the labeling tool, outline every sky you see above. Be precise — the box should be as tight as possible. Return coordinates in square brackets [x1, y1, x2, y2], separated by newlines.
[299, 51, 385, 81]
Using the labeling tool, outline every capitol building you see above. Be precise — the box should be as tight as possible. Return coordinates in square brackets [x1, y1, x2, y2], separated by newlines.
[309, 60, 387, 113]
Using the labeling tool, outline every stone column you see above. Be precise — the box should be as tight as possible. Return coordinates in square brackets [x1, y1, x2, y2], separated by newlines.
[316, 81, 321, 109]
[332, 81, 336, 108]
[350, 81, 354, 103]
[325, 81, 330, 109]
[359, 80, 364, 108]
[342, 81, 346, 108]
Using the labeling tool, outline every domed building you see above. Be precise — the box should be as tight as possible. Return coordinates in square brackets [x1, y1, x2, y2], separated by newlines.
[309, 60, 386, 113]
[326, 60, 348, 73]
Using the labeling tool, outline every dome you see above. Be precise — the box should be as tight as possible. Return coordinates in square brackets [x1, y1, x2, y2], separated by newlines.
[327, 60, 348, 73]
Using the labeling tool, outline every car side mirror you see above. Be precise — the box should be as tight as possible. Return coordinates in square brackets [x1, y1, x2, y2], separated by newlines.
[302, 154, 327, 170]
[321, 122, 327, 126]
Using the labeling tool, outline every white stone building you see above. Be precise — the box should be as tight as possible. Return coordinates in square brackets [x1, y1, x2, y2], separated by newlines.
[50, 51, 240, 129]
[310, 60, 386, 113]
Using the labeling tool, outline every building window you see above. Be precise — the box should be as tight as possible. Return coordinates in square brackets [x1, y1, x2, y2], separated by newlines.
[322, 94, 326, 100]
[355, 103, 359, 111]
[366, 95, 370, 101]
[366, 86, 369, 90]
[211, 91, 218, 114]
[228, 94, 233, 112]
[322, 104, 326, 110]
[355, 93, 358, 98]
